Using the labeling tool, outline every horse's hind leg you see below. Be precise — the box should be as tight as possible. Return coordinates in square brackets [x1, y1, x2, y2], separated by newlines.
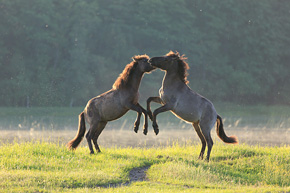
[200, 130, 213, 161]
[92, 121, 107, 153]
[200, 121, 215, 161]
[86, 129, 95, 154]
[204, 132, 213, 161]
[85, 118, 101, 154]
[193, 123, 206, 160]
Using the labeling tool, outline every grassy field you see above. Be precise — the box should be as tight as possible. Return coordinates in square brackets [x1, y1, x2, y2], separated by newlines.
[0, 141, 289, 192]
[0, 105, 290, 192]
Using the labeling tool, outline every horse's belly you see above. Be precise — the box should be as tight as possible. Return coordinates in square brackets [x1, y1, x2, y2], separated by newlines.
[171, 111, 195, 123]
[171, 107, 201, 123]
[101, 101, 129, 121]
[92, 92, 129, 121]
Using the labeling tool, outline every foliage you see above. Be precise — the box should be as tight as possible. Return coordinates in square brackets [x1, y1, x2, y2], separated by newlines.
[0, 142, 289, 192]
[1, 0, 290, 106]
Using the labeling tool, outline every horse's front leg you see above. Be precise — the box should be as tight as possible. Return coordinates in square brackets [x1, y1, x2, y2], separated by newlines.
[136, 103, 149, 135]
[152, 104, 171, 135]
[126, 103, 148, 135]
[146, 97, 163, 121]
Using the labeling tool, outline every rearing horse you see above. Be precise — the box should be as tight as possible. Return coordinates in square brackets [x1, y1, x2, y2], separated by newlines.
[147, 51, 238, 161]
[67, 55, 155, 154]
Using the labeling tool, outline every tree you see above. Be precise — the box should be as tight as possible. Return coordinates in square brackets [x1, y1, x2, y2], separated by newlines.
[0, 0, 290, 106]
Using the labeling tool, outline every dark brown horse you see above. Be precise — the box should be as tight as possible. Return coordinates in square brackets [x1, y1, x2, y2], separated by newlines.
[147, 51, 238, 161]
[67, 55, 155, 154]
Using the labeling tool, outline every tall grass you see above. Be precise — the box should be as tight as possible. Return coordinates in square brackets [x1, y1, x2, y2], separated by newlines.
[1, 104, 290, 131]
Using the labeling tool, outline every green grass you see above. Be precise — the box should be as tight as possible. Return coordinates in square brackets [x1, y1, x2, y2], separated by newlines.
[1, 105, 290, 192]
[0, 141, 289, 192]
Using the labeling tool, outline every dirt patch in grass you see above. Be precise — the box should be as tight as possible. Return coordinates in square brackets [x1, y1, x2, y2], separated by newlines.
[129, 166, 151, 182]
[97, 165, 151, 188]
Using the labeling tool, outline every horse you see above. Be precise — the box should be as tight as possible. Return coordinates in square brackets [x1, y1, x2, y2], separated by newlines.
[147, 51, 238, 161]
[67, 54, 155, 154]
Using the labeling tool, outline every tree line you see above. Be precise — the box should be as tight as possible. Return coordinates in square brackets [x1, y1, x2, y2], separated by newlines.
[0, 0, 289, 107]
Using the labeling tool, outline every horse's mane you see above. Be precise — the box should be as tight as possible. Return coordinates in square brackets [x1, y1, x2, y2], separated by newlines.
[166, 51, 190, 84]
[113, 54, 149, 89]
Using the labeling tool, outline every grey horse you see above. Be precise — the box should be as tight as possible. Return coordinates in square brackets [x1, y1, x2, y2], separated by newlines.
[147, 51, 238, 161]
[67, 55, 155, 154]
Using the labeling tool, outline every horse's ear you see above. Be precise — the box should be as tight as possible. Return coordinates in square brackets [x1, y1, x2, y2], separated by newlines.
[167, 51, 180, 59]
[180, 54, 187, 61]
[166, 50, 175, 56]
[132, 56, 137, 62]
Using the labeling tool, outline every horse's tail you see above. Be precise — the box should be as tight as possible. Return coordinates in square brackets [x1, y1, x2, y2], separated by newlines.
[67, 112, 86, 150]
[216, 115, 238, 144]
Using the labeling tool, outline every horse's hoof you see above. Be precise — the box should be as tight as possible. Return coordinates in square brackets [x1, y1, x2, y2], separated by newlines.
[143, 124, 148, 135]
[154, 129, 159, 135]
[134, 127, 138, 133]
[153, 124, 159, 135]
[90, 151, 94, 155]
[153, 127, 159, 135]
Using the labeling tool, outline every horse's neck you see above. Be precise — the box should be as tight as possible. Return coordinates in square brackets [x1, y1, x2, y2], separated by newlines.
[125, 69, 144, 92]
[161, 71, 183, 90]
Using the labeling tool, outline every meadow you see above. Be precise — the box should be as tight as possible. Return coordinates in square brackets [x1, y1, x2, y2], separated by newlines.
[0, 142, 289, 192]
[0, 105, 290, 192]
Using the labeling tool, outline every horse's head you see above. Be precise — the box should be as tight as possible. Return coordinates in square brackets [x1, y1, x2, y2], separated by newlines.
[132, 54, 156, 73]
[149, 51, 181, 71]
[149, 51, 189, 84]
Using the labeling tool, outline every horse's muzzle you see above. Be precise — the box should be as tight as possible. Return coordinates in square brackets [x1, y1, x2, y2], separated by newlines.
[148, 57, 159, 67]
